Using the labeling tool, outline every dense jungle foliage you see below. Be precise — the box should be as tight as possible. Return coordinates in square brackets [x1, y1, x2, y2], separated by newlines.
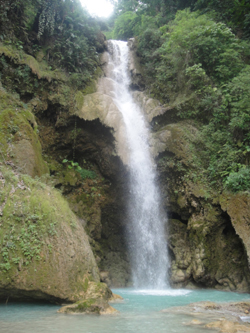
[106, 0, 250, 192]
[0, 0, 106, 86]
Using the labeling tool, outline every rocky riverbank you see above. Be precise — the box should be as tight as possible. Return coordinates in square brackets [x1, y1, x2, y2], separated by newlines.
[163, 300, 250, 332]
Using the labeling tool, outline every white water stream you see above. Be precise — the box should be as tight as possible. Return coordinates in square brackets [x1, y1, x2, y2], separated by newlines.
[107, 40, 169, 288]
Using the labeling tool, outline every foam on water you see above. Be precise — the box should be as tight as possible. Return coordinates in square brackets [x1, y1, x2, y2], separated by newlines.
[129, 289, 192, 296]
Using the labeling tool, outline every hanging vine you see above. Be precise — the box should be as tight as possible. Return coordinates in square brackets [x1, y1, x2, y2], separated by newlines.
[37, 0, 58, 39]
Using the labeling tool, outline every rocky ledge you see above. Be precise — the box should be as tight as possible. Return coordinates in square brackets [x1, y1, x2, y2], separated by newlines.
[58, 284, 122, 315]
[163, 300, 250, 332]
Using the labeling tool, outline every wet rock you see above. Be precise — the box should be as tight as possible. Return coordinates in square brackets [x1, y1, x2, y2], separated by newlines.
[164, 300, 250, 332]
[58, 282, 118, 315]
[76, 91, 129, 165]
[186, 319, 203, 325]
[206, 320, 250, 333]
[220, 193, 250, 269]
[109, 293, 124, 302]
[127, 38, 145, 90]
[58, 299, 118, 315]
[132, 91, 166, 122]
[100, 271, 112, 286]
[152, 120, 250, 291]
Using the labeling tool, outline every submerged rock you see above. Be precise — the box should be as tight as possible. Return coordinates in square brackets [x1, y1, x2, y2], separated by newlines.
[206, 320, 250, 333]
[164, 300, 250, 333]
[58, 299, 117, 315]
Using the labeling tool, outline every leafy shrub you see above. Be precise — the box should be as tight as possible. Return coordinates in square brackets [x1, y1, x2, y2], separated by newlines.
[225, 167, 250, 192]
[194, 0, 250, 38]
[137, 28, 163, 56]
[227, 66, 250, 142]
[78, 169, 96, 180]
[62, 159, 96, 180]
[113, 11, 138, 40]
[157, 9, 244, 85]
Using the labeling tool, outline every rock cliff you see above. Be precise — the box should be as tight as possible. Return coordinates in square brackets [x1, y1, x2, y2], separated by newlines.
[1, 36, 250, 296]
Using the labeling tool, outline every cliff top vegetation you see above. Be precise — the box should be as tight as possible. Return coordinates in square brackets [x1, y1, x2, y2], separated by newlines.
[105, 0, 250, 193]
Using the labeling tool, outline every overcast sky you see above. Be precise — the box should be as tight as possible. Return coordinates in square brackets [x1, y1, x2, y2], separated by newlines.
[80, 0, 114, 17]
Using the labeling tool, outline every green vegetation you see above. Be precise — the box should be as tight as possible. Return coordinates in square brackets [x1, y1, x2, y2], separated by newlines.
[108, 0, 250, 193]
[109, 0, 250, 40]
[62, 159, 97, 180]
[225, 167, 250, 192]
[1, 0, 249, 198]
[0, 0, 106, 88]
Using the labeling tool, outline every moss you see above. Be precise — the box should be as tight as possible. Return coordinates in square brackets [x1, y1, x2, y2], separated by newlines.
[60, 298, 104, 314]
[49, 84, 72, 107]
[0, 167, 75, 268]
[0, 166, 99, 298]
[0, 43, 67, 82]
[83, 277, 89, 292]
[0, 91, 48, 176]
[82, 80, 97, 96]
[75, 91, 85, 110]
[76, 299, 96, 311]
[47, 158, 63, 175]
[63, 169, 79, 186]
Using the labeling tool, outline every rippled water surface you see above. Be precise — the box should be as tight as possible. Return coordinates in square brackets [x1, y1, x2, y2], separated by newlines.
[1, 288, 250, 333]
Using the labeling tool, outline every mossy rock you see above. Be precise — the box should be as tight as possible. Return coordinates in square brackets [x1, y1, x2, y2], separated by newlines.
[0, 89, 49, 177]
[58, 298, 118, 314]
[0, 43, 67, 82]
[58, 282, 117, 315]
[0, 167, 100, 302]
[58, 279, 117, 314]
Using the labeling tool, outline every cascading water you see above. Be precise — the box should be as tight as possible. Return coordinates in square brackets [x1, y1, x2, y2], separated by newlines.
[107, 40, 169, 289]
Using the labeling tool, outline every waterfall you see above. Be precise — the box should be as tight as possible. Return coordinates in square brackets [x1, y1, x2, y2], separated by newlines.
[107, 40, 169, 289]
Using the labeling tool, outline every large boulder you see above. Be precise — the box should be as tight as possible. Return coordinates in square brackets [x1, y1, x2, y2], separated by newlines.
[0, 166, 100, 303]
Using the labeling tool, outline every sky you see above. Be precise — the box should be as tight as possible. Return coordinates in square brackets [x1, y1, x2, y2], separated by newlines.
[80, 0, 114, 17]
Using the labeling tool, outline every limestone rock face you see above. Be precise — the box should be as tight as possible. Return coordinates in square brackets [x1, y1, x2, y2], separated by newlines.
[168, 219, 192, 283]
[132, 91, 165, 123]
[151, 121, 199, 159]
[127, 38, 145, 90]
[152, 120, 250, 291]
[220, 193, 250, 267]
[0, 90, 49, 178]
[12, 138, 48, 178]
[76, 91, 129, 165]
